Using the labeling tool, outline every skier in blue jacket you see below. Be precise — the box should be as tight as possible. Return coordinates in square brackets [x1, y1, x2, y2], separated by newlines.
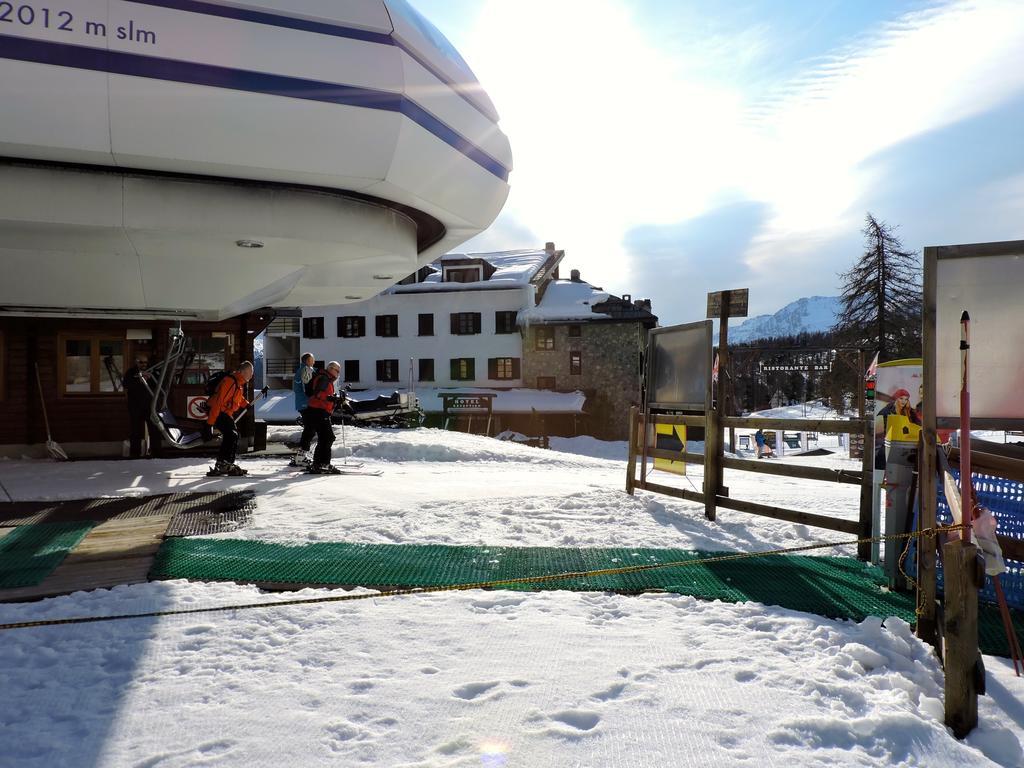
[290, 353, 318, 467]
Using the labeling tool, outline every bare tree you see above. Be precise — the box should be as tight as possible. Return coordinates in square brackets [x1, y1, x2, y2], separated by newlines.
[832, 213, 921, 359]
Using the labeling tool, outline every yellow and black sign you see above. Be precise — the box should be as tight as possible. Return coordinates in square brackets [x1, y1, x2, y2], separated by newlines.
[654, 424, 687, 475]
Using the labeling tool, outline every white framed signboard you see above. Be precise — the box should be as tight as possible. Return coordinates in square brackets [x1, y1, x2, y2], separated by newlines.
[645, 320, 712, 412]
[933, 245, 1024, 427]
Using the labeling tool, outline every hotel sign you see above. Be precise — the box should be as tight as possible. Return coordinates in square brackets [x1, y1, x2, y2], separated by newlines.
[441, 393, 495, 415]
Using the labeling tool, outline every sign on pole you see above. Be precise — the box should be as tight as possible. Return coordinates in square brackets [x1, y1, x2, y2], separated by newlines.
[706, 289, 749, 319]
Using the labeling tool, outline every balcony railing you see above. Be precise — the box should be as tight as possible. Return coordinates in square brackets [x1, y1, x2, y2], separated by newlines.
[265, 358, 296, 377]
[266, 318, 300, 336]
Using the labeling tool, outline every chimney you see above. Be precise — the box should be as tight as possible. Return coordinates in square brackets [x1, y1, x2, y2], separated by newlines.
[570, 269, 581, 282]
[545, 241, 555, 254]
[622, 293, 631, 303]
[634, 298, 652, 312]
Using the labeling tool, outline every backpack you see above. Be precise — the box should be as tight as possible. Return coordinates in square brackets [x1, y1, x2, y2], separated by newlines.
[205, 371, 233, 397]
[304, 371, 328, 398]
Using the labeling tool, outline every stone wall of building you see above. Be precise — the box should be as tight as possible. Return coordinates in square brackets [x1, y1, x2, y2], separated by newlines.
[521, 321, 647, 439]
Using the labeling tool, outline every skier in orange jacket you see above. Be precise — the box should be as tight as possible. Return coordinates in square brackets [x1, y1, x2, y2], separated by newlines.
[206, 362, 253, 476]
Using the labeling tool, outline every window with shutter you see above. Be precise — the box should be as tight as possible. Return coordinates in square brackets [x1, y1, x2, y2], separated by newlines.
[303, 317, 325, 339]
[490, 358, 517, 380]
[570, 351, 582, 375]
[450, 312, 481, 335]
[338, 316, 365, 338]
[375, 315, 398, 337]
[535, 327, 555, 350]
[418, 313, 434, 336]
[344, 360, 359, 383]
[376, 359, 399, 382]
[495, 311, 518, 334]
[418, 359, 435, 382]
[450, 358, 475, 381]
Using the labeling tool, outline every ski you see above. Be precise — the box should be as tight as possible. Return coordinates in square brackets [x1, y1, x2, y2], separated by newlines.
[306, 466, 382, 477]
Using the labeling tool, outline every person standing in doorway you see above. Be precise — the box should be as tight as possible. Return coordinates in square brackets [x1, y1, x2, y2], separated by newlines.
[123, 355, 154, 458]
[206, 361, 253, 476]
[291, 352, 317, 467]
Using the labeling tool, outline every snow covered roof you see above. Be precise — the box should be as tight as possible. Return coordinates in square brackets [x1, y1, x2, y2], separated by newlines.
[519, 279, 657, 325]
[519, 280, 611, 323]
[392, 249, 557, 293]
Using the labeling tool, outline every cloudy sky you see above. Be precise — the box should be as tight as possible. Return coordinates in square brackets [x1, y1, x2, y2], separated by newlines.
[411, 0, 1024, 324]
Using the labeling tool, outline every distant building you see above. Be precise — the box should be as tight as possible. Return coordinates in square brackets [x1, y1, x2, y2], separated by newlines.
[288, 246, 656, 439]
[520, 270, 657, 439]
[296, 245, 564, 389]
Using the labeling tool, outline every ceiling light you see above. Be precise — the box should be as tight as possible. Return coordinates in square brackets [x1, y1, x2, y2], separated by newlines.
[345, 295, 362, 300]
[236, 239, 264, 248]
[373, 274, 394, 280]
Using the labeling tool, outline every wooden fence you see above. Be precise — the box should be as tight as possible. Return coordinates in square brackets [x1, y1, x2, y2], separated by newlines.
[626, 408, 875, 560]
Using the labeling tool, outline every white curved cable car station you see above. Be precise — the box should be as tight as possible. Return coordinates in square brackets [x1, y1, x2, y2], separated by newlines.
[0, 0, 511, 455]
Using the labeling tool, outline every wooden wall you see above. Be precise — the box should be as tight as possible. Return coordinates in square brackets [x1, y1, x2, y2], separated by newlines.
[0, 311, 272, 450]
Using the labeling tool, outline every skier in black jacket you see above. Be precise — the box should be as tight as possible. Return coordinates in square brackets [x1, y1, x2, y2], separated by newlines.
[123, 355, 155, 458]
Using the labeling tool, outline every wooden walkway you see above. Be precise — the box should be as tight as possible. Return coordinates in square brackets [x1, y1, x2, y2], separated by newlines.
[0, 491, 254, 603]
[0, 510, 176, 602]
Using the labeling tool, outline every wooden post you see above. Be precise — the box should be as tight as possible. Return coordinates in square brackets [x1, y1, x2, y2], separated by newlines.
[626, 406, 638, 495]
[943, 539, 981, 738]
[720, 303, 734, 454]
[857, 418, 873, 561]
[705, 406, 719, 521]
[638, 410, 649, 490]
[856, 349, 865, 419]
[918, 246, 939, 648]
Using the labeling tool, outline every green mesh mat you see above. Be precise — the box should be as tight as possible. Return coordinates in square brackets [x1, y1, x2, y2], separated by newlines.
[149, 538, 1024, 658]
[0, 521, 96, 588]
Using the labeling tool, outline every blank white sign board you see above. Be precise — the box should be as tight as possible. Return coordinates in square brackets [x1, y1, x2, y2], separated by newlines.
[936, 252, 1024, 423]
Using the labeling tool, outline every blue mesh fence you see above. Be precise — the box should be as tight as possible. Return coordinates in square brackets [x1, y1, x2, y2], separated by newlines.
[937, 469, 1024, 609]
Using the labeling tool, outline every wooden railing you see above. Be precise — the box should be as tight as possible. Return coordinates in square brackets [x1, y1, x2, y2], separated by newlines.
[626, 408, 875, 560]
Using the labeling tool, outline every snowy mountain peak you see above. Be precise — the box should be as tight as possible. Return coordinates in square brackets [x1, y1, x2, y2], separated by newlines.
[723, 296, 840, 344]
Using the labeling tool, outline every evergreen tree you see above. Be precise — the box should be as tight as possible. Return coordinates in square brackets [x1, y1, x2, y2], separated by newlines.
[832, 213, 922, 359]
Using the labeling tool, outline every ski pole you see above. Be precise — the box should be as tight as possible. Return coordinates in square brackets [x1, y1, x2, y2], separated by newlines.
[959, 311, 973, 542]
[235, 387, 270, 424]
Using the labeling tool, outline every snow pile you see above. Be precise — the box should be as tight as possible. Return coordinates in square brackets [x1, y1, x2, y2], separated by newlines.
[309, 426, 614, 467]
[0, 582, 1018, 767]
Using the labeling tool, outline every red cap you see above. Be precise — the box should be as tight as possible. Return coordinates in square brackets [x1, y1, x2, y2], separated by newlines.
[892, 388, 910, 399]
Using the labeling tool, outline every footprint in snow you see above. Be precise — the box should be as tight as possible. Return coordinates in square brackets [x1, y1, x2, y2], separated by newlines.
[452, 681, 501, 700]
[549, 710, 601, 732]
[591, 682, 628, 701]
